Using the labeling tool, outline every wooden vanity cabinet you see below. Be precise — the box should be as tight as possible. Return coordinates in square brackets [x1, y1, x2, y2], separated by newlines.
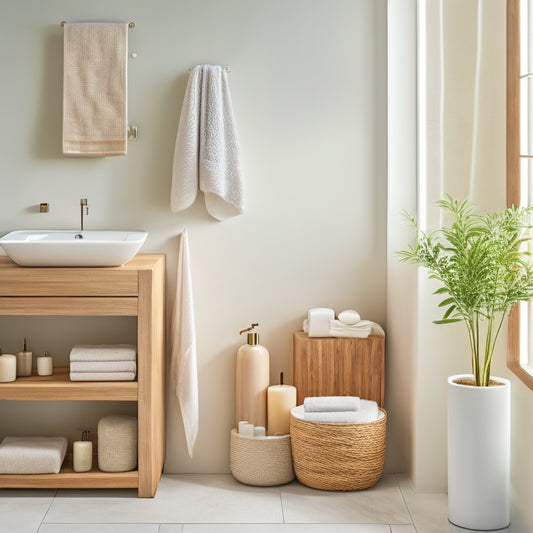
[0, 254, 165, 497]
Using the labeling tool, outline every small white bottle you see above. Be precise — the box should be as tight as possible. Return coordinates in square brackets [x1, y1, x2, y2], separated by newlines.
[73, 430, 93, 472]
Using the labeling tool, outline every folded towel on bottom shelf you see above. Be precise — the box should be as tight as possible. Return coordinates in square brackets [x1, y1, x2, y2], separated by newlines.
[0, 436, 68, 474]
[70, 361, 137, 373]
[69, 344, 137, 362]
[70, 371, 136, 381]
[303, 396, 360, 413]
[292, 400, 380, 424]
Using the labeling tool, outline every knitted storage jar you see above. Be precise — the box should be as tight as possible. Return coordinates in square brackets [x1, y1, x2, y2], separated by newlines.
[98, 415, 138, 472]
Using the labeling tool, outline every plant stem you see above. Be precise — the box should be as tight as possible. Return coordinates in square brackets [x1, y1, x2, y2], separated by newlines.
[466, 316, 480, 385]
[481, 311, 506, 386]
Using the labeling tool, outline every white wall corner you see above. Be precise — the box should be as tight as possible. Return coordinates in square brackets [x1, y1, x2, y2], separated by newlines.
[386, 0, 418, 476]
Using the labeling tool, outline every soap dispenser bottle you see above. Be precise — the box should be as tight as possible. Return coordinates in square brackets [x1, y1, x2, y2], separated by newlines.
[236, 323, 270, 429]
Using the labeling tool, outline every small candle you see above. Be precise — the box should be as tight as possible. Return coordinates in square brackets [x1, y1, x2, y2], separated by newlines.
[16, 338, 32, 377]
[238, 422, 254, 437]
[267, 372, 297, 436]
[253, 426, 266, 438]
[73, 430, 93, 472]
[0, 354, 17, 382]
[37, 352, 54, 376]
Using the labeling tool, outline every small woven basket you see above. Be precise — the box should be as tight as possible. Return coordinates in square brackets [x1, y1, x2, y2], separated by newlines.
[230, 429, 295, 486]
[289, 408, 387, 491]
[98, 415, 138, 473]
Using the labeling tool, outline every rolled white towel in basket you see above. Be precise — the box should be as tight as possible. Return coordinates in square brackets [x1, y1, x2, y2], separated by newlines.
[303, 396, 360, 413]
[293, 401, 380, 424]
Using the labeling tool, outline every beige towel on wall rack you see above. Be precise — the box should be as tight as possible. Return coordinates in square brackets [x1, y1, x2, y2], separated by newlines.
[62, 22, 128, 156]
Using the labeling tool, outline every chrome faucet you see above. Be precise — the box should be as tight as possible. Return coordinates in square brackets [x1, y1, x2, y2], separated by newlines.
[80, 198, 89, 231]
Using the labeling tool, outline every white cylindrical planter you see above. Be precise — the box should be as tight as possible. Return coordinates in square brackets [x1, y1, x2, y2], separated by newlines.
[448, 374, 510, 530]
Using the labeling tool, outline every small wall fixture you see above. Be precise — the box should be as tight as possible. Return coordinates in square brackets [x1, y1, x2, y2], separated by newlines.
[39, 203, 49, 213]
[128, 125, 138, 140]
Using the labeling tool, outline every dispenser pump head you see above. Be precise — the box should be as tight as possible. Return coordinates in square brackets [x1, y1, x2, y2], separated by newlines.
[239, 323, 259, 345]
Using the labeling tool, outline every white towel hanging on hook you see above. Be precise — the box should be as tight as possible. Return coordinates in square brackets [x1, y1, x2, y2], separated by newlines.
[171, 65, 244, 220]
[169, 228, 199, 457]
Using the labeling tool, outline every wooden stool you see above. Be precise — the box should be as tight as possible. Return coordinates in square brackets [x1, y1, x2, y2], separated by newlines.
[292, 332, 385, 406]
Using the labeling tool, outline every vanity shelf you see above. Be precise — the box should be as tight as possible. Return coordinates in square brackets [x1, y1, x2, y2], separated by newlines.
[0, 254, 165, 497]
[0, 367, 138, 401]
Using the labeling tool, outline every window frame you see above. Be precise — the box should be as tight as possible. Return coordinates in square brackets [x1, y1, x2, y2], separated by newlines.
[507, 0, 533, 390]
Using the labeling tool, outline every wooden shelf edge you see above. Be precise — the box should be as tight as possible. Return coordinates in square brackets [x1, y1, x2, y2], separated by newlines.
[0, 468, 139, 490]
[0, 367, 138, 401]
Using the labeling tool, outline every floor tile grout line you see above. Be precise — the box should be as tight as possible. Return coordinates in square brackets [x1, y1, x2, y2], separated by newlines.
[394, 474, 419, 533]
[279, 486, 286, 524]
[35, 489, 58, 532]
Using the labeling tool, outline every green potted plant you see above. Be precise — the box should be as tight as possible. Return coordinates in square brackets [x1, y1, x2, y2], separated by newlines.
[399, 194, 533, 530]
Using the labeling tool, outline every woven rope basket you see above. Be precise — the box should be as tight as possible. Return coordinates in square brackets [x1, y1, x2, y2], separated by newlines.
[230, 429, 295, 486]
[98, 415, 137, 472]
[289, 408, 387, 491]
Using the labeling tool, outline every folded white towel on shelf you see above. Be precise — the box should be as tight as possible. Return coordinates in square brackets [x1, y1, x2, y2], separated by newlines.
[303, 396, 361, 413]
[292, 401, 381, 424]
[70, 371, 136, 381]
[171, 64, 244, 221]
[70, 361, 137, 373]
[69, 345, 137, 362]
[306, 308, 335, 337]
[0, 436, 68, 474]
[371, 322, 385, 336]
[329, 319, 373, 338]
[62, 23, 128, 156]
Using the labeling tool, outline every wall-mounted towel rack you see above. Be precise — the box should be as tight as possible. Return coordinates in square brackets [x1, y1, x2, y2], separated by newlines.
[60, 21, 135, 28]
[187, 67, 231, 73]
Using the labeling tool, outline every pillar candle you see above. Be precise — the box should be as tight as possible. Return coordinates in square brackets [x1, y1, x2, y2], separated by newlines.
[73, 432, 93, 472]
[267, 372, 297, 436]
[0, 354, 17, 382]
[37, 352, 54, 376]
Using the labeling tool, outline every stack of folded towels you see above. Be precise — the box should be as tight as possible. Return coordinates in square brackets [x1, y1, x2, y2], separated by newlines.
[303, 308, 385, 338]
[69, 344, 137, 381]
[291, 396, 381, 423]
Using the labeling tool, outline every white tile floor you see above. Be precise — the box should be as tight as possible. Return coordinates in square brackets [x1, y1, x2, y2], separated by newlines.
[0, 474, 511, 533]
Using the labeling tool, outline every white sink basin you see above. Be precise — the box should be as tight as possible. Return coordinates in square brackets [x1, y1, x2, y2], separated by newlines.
[0, 230, 148, 267]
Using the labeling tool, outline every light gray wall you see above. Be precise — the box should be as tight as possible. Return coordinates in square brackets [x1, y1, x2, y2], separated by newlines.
[0, 0, 389, 473]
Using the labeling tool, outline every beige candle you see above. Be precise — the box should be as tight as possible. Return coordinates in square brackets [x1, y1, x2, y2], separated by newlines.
[0, 354, 17, 382]
[267, 372, 297, 436]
